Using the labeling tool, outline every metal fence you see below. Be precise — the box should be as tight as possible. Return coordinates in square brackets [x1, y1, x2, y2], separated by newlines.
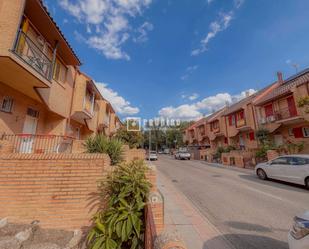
[14, 30, 53, 80]
[0, 134, 74, 154]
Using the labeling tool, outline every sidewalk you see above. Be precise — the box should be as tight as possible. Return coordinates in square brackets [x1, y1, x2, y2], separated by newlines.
[157, 170, 234, 249]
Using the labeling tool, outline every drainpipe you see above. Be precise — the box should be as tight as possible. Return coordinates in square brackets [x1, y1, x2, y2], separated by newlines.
[49, 41, 59, 80]
[66, 67, 78, 137]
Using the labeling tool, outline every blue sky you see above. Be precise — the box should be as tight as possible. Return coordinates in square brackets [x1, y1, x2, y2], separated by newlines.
[44, 0, 309, 120]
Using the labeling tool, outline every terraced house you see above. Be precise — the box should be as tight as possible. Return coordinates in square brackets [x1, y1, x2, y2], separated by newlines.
[184, 69, 309, 165]
[254, 69, 309, 153]
[0, 0, 121, 153]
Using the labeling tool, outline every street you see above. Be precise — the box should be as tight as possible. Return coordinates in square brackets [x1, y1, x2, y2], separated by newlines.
[154, 155, 309, 249]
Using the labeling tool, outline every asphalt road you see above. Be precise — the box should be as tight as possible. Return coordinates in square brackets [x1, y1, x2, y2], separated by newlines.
[154, 155, 309, 249]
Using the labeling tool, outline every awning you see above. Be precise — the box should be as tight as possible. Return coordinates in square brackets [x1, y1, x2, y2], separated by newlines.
[228, 129, 240, 138]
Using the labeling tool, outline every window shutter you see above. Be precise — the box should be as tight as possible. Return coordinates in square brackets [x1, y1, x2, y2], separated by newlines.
[228, 116, 232, 126]
[293, 127, 304, 138]
[264, 104, 273, 117]
[249, 132, 255, 141]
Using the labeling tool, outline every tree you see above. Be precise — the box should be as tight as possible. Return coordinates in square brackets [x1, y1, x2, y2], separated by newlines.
[115, 127, 144, 149]
[143, 120, 194, 150]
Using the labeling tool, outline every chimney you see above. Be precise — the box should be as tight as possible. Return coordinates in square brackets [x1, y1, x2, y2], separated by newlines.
[277, 71, 284, 84]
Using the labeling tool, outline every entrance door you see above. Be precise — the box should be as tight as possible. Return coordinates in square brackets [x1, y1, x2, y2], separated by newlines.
[287, 96, 297, 117]
[20, 114, 38, 153]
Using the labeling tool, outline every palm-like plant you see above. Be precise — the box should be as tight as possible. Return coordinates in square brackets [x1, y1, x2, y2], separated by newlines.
[87, 160, 151, 249]
[85, 134, 124, 165]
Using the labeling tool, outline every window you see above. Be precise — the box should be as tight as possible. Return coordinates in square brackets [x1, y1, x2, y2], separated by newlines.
[27, 107, 39, 118]
[271, 157, 289, 165]
[228, 115, 236, 126]
[303, 127, 309, 138]
[264, 104, 273, 117]
[288, 157, 308, 166]
[1, 97, 13, 113]
[53, 58, 67, 83]
[237, 110, 244, 120]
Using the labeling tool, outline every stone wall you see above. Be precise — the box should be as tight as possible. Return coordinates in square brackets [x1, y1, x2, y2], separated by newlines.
[0, 153, 110, 230]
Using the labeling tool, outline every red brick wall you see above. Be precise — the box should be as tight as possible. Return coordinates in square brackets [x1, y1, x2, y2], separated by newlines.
[0, 153, 110, 230]
[122, 145, 146, 162]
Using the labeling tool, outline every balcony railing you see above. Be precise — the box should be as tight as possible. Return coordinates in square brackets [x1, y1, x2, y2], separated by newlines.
[14, 31, 53, 80]
[0, 134, 74, 154]
[236, 119, 246, 127]
[259, 107, 298, 124]
[274, 107, 298, 121]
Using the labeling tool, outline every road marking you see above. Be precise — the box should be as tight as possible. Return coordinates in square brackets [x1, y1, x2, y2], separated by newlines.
[244, 185, 296, 205]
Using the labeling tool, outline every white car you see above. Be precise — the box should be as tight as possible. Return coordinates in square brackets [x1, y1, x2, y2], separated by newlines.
[175, 150, 191, 160]
[255, 155, 309, 189]
[288, 211, 309, 249]
[146, 151, 158, 161]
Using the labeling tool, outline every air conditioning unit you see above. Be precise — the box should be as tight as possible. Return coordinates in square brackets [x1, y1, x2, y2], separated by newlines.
[259, 117, 266, 124]
[267, 115, 275, 122]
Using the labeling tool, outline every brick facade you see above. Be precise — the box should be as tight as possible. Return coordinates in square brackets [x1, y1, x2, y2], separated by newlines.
[0, 153, 110, 230]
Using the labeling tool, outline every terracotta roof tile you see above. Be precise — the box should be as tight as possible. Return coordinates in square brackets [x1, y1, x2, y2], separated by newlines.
[255, 68, 309, 105]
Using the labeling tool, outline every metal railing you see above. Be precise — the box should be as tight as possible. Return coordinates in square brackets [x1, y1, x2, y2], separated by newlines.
[14, 30, 53, 80]
[274, 107, 298, 121]
[0, 134, 74, 154]
[259, 107, 298, 124]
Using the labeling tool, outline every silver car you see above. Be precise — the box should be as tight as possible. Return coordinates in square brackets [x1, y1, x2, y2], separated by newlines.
[146, 151, 158, 161]
[175, 150, 191, 160]
[288, 211, 309, 249]
[255, 155, 309, 189]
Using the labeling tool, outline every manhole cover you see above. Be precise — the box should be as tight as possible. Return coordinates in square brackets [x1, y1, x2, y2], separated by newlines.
[172, 179, 178, 182]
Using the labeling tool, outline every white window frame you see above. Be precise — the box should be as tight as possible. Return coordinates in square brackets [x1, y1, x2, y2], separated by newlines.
[1, 96, 14, 113]
[302, 127, 309, 138]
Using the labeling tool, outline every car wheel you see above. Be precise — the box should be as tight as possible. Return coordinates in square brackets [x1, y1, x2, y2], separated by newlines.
[257, 169, 267, 180]
[305, 177, 309, 190]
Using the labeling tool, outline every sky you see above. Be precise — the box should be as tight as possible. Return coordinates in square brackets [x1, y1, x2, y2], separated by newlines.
[44, 0, 309, 121]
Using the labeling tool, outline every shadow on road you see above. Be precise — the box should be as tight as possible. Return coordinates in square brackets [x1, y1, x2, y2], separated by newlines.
[224, 221, 272, 232]
[238, 174, 308, 193]
[203, 234, 288, 249]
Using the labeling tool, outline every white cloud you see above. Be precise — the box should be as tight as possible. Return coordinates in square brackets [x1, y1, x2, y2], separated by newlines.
[158, 88, 256, 120]
[59, 0, 152, 60]
[207, 0, 214, 4]
[192, 0, 244, 56]
[95, 82, 140, 115]
[191, 11, 233, 56]
[159, 104, 202, 120]
[133, 21, 154, 43]
[181, 65, 199, 80]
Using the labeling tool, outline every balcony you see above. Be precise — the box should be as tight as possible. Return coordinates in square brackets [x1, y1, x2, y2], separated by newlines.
[236, 118, 246, 128]
[13, 31, 53, 80]
[274, 107, 298, 121]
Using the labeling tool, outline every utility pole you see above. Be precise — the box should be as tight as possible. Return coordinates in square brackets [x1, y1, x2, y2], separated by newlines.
[148, 128, 151, 159]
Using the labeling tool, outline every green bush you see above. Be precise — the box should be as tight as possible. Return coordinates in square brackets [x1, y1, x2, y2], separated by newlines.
[87, 160, 151, 249]
[85, 134, 124, 165]
[107, 139, 124, 165]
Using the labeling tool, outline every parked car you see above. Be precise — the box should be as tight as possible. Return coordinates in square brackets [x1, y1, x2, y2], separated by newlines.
[175, 149, 191, 160]
[146, 151, 158, 161]
[255, 155, 309, 189]
[288, 211, 309, 249]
